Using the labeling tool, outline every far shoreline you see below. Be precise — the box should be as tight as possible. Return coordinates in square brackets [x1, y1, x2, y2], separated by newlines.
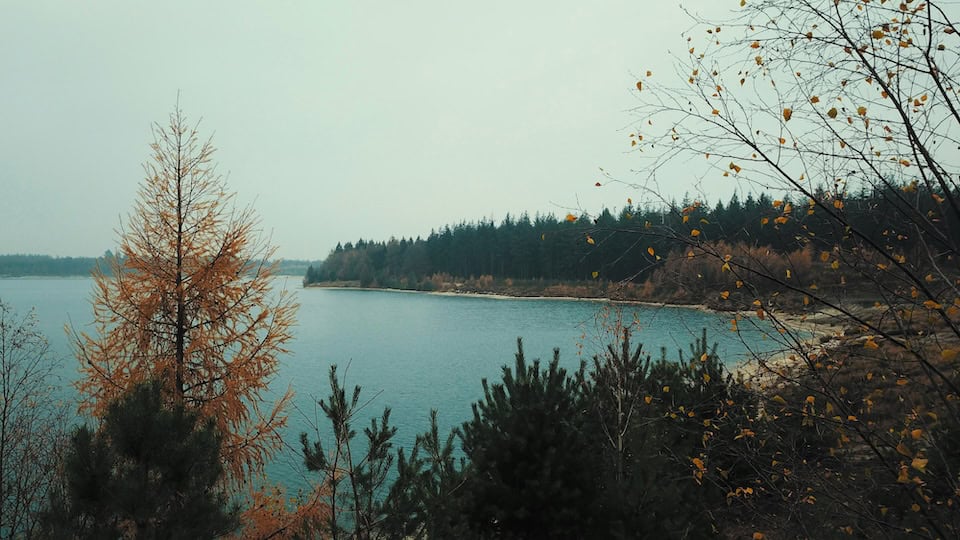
[303, 282, 713, 312]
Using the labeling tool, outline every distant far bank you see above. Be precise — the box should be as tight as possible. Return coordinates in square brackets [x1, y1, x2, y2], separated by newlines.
[0, 254, 320, 278]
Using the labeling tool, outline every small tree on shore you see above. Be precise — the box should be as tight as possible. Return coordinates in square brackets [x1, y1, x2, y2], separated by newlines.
[0, 300, 67, 539]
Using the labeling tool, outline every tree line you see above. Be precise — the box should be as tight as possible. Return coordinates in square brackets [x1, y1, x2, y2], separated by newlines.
[0, 254, 319, 277]
[306, 184, 959, 291]
[0, 254, 113, 277]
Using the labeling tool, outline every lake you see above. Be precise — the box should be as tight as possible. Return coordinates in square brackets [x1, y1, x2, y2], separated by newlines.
[0, 277, 786, 495]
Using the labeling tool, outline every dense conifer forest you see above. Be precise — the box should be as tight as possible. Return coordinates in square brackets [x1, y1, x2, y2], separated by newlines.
[306, 185, 957, 295]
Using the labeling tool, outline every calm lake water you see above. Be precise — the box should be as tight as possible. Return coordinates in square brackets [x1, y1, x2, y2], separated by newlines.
[0, 277, 785, 494]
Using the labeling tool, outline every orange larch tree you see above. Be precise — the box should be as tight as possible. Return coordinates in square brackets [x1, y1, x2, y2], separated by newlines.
[74, 107, 297, 493]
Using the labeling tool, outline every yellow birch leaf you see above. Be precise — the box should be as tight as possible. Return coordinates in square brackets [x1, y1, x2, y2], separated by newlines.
[647, 247, 655, 256]
[941, 349, 958, 361]
[586, 236, 595, 245]
[827, 107, 838, 118]
[911, 457, 928, 472]
[720, 291, 730, 300]
[783, 108, 793, 121]
[591, 271, 599, 279]
[897, 465, 910, 483]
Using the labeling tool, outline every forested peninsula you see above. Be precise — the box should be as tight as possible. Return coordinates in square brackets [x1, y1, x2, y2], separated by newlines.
[306, 186, 956, 310]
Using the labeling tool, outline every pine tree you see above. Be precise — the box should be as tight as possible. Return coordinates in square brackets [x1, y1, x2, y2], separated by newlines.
[43, 381, 238, 538]
[458, 339, 599, 539]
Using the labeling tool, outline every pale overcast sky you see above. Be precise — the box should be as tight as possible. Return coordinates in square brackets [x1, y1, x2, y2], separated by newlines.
[1, 1, 731, 260]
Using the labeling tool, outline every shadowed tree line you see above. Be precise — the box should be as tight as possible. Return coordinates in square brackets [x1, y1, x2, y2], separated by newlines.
[306, 185, 959, 293]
